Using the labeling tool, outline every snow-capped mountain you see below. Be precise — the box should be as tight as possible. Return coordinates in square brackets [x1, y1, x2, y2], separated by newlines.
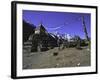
[51, 32, 73, 42]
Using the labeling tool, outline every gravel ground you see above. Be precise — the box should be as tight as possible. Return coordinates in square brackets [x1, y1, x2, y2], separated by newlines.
[23, 47, 90, 69]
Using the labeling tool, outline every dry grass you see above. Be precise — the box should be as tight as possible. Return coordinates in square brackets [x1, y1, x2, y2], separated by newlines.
[23, 47, 90, 69]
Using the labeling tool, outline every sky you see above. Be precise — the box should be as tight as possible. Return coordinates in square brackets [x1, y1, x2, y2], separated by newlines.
[23, 10, 91, 39]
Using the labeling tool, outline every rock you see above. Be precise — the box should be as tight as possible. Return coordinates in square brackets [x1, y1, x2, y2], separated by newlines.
[77, 63, 80, 66]
[53, 52, 58, 56]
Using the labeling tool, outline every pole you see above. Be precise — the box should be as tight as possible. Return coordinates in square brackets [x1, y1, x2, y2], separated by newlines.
[82, 16, 89, 41]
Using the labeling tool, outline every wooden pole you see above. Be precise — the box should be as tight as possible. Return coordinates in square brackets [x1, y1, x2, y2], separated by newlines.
[82, 16, 89, 41]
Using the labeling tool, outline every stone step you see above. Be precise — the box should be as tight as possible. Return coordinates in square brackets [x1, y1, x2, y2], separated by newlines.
[23, 45, 32, 49]
[24, 41, 32, 45]
[23, 48, 31, 53]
